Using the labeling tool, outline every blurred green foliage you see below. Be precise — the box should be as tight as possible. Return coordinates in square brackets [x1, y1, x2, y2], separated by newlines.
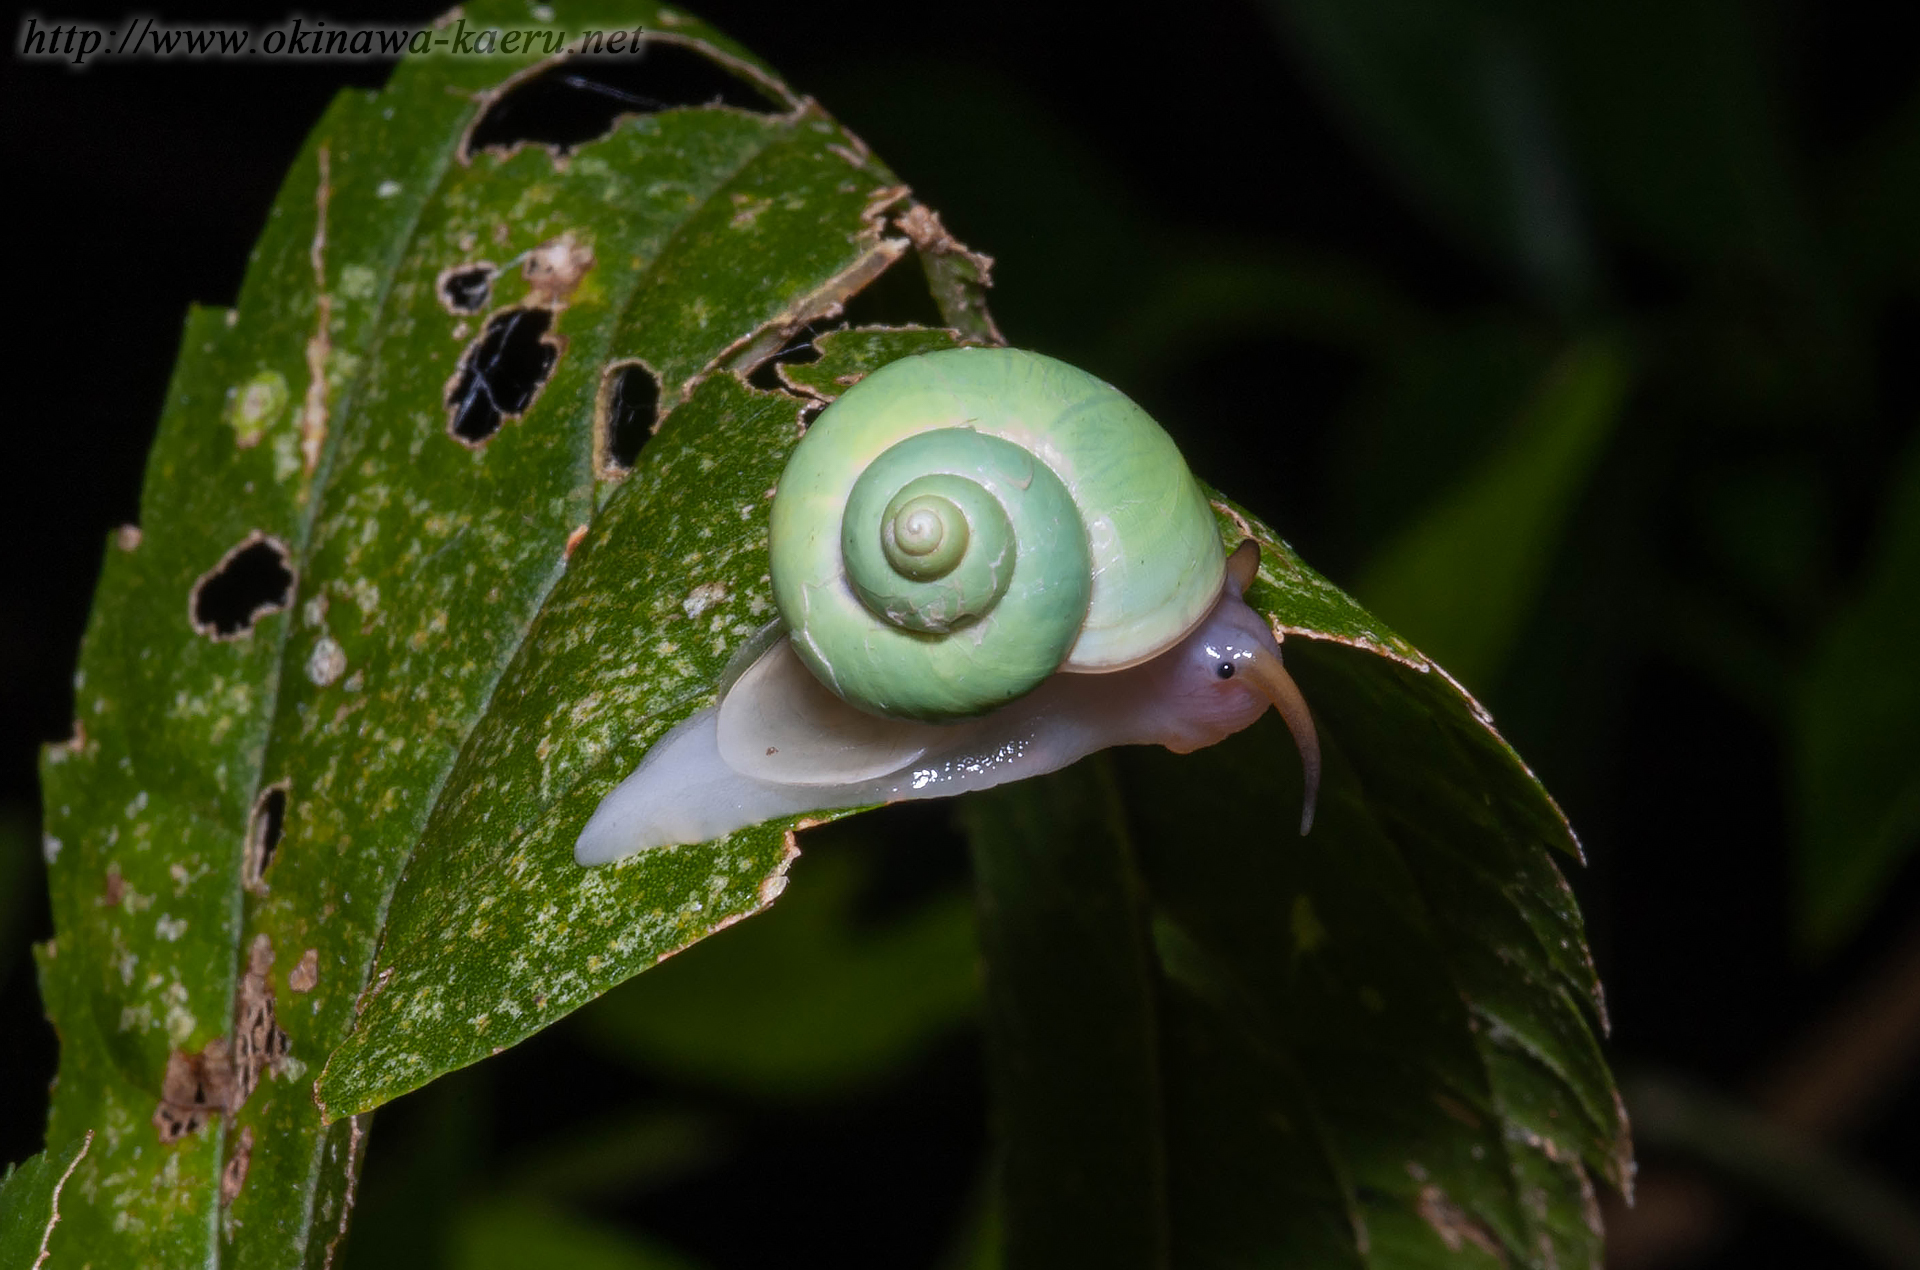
[447, 1201, 705, 1270]
[1356, 337, 1631, 690]
[1796, 437, 1920, 948]
[1244, 0, 1918, 950]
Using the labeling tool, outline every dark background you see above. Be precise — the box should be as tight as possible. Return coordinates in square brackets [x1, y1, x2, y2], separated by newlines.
[3, 2, 1917, 1267]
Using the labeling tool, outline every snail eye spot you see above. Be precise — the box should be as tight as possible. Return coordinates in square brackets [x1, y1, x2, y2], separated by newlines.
[1215, 663, 1235, 680]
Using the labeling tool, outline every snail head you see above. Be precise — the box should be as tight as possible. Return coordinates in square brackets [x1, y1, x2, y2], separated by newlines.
[1121, 540, 1322, 834]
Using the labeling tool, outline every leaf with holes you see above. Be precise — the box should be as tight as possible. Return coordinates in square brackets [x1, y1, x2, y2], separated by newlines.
[36, 1, 1625, 1265]
[34, 1, 985, 1261]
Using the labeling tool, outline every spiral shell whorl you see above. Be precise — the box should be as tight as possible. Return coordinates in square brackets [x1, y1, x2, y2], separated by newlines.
[841, 429, 1080, 639]
[769, 347, 1225, 722]
[884, 488, 971, 582]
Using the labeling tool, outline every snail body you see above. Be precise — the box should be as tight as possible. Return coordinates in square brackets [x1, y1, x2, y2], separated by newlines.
[574, 348, 1318, 865]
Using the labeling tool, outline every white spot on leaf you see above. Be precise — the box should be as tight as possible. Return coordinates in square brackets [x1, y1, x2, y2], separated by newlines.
[341, 264, 378, 300]
[682, 582, 727, 619]
[307, 637, 348, 687]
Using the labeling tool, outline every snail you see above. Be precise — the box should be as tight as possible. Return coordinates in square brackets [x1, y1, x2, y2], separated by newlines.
[574, 348, 1320, 865]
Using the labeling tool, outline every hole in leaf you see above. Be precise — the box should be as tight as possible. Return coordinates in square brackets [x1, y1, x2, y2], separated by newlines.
[446, 308, 561, 445]
[191, 535, 294, 640]
[468, 42, 785, 155]
[837, 255, 951, 330]
[745, 323, 828, 393]
[742, 253, 953, 393]
[438, 264, 493, 314]
[599, 361, 661, 474]
[245, 784, 287, 894]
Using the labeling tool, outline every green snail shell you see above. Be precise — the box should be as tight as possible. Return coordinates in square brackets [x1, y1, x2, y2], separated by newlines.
[768, 346, 1225, 722]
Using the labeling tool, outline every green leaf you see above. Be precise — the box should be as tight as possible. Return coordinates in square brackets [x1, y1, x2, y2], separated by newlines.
[1103, 243, 1426, 377]
[496, 1107, 725, 1202]
[36, 2, 984, 1260]
[936, 1186, 1004, 1270]
[1328, 318, 1557, 559]
[1531, 1, 1812, 285]
[1264, 0, 1595, 306]
[1795, 434, 1920, 949]
[962, 760, 1168, 1267]
[314, 325, 970, 1117]
[964, 500, 1627, 1268]
[0, 1134, 90, 1270]
[448, 1200, 704, 1270]
[42, 4, 1627, 1263]
[777, 325, 980, 399]
[1268, 0, 1816, 296]
[1355, 338, 1631, 693]
[573, 819, 977, 1098]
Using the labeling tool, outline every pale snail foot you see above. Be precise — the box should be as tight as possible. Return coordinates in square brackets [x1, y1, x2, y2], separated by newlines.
[572, 707, 835, 864]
